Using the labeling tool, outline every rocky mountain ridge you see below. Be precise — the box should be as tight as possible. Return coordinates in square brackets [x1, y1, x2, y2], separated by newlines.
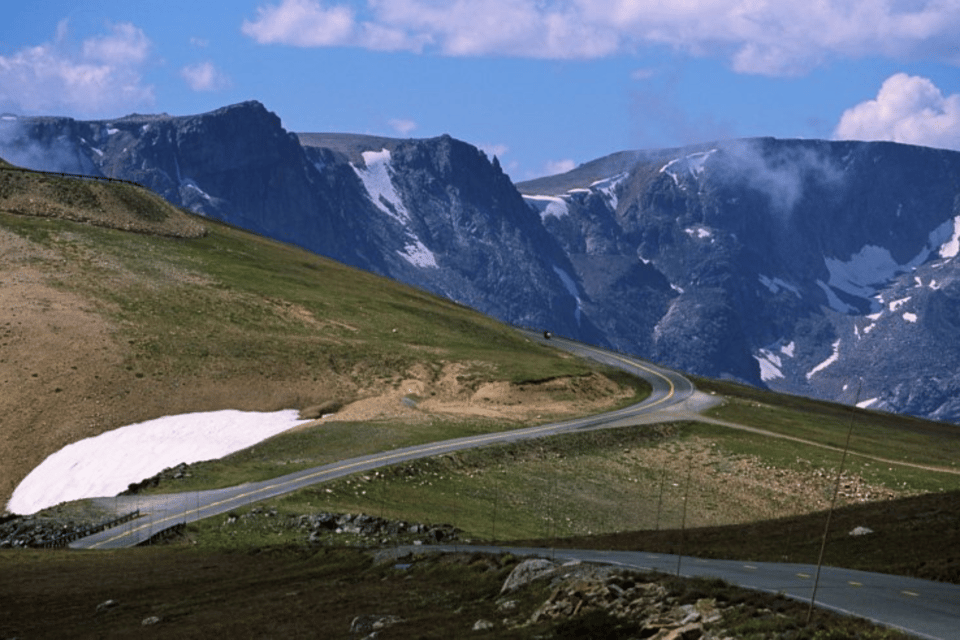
[3, 101, 960, 423]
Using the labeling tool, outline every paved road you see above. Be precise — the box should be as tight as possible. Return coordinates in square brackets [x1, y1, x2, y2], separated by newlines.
[69, 331, 960, 637]
[382, 544, 960, 640]
[73, 331, 698, 550]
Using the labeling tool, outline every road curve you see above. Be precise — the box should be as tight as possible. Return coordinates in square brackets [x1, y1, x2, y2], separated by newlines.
[72, 331, 696, 550]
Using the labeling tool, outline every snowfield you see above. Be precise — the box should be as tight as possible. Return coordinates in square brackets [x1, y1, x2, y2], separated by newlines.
[7, 409, 312, 515]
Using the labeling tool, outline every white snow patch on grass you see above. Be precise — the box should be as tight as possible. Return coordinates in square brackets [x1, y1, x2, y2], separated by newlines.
[806, 339, 841, 380]
[903, 312, 918, 323]
[857, 397, 879, 409]
[780, 341, 796, 357]
[7, 409, 312, 515]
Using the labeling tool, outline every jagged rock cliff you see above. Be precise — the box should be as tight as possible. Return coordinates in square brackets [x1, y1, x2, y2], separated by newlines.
[4, 102, 960, 423]
[519, 138, 960, 421]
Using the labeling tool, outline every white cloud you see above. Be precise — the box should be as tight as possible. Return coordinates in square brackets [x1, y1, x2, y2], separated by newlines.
[241, 0, 424, 51]
[388, 117, 417, 135]
[543, 158, 576, 176]
[181, 61, 232, 92]
[0, 21, 154, 116]
[834, 73, 960, 151]
[242, 1, 960, 75]
[478, 142, 509, 158]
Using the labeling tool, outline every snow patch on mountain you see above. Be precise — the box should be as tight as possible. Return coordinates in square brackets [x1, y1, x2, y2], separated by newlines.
[755, 348, 784, 381]
[659, 150, 716, 186]
[353, 149, 410, 224]
[817, 279, 856, 314]
[888, 296, 910, 312]
[759, 274, 802, 298]
[399, 239, 438, 268]
[524, 194, 570, 220]
[937, 215, 960, 259]
[825, 245, 902, 306]
[806, 339, 841, 380]
[182, 178, 213, 201]
[552, 265, 582, 326]
[755, 340, 797, 382]
[589, 172, 628, 210]
[685, 226, 714, 240]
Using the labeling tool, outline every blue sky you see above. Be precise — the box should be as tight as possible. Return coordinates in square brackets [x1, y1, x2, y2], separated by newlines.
[3, 1, 960, 179]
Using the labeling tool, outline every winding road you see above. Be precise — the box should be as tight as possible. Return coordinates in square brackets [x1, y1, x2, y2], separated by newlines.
[69, 331, 960, 638]
[72, 331, 698, 550]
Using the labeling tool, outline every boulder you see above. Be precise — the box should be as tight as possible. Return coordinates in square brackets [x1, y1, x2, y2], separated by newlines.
[500, 558, 559, 594]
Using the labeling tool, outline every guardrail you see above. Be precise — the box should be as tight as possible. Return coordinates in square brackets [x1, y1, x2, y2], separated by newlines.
[0, 165, 144, 188]
[136, 522, 185, 546]
[43, 509, 141, 548]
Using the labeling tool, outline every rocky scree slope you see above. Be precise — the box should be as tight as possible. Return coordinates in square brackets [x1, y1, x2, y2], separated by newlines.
[5, 103, 960, 423]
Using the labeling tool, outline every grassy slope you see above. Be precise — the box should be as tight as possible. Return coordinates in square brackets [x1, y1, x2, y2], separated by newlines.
[0, 161, 956, 638]
[0, 163, 631, 507]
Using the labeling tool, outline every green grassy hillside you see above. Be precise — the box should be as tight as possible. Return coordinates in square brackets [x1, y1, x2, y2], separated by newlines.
[0, 162, 640, 508]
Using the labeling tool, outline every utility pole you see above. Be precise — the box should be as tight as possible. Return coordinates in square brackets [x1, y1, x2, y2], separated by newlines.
[676, 456, 693, 577]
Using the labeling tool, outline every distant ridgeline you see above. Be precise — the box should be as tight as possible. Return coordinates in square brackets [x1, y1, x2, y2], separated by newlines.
[4, 102, 960, 424]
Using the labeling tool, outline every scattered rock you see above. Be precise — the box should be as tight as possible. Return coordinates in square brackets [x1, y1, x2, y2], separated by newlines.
[95, 599, 119, 614]
[0, 510, 140, 548]
[500, 558, 559, 594]
[472, 619, 495, 631]
[520, 567, 730, 639]
[122, 462, 192, 494]
[849, 525, 874, 536]
[296, 511, 460, 546]
[349, 614, 403, 636]
[142, 616, 161, 626]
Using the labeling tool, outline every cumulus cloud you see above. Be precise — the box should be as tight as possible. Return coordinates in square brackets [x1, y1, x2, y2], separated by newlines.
[0, 21, 154, 116]
[543, 158, 576, 176]
[478, 142, 509, 159]
[241, 0, 424, 51]
[834, 73, 960, 151]
[387, 117, 417, 135]
[241, 1, 960, 75]
[180, 61, 232, 92]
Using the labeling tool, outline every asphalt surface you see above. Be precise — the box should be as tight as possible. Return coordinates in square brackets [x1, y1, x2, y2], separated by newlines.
[72, 331, 698, 550]
[68, 332, 960, 638]
[382, 544, 960, 640]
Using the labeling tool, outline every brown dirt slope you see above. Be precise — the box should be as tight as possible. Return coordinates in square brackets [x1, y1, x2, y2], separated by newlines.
[0, 163, 632, 511]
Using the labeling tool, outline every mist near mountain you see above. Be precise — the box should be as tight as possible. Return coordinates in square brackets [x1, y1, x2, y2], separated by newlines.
[4, 102, 960, 424]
